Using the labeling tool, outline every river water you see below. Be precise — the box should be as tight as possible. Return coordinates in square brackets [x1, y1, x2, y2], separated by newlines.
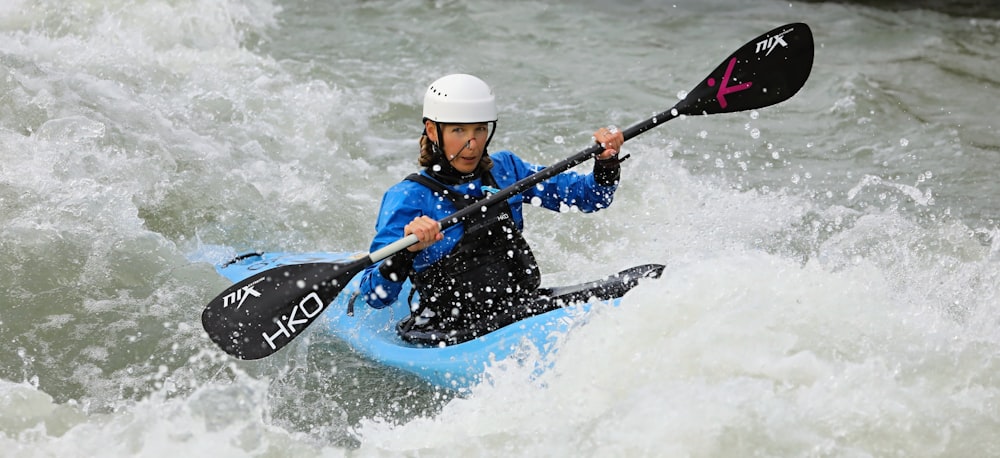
[2, 0, 999, 456]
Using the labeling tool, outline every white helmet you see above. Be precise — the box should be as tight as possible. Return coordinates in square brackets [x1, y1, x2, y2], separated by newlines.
[422, 74, 498, 123]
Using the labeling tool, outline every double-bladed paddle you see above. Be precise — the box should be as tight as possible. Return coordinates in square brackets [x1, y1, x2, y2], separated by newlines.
[202, 22, 815, 360]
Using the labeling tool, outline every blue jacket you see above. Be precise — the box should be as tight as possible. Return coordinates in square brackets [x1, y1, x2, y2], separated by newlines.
[359, 150, 618, 308]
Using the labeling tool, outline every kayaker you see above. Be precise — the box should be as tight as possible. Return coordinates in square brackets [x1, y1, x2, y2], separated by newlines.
[359, 73, 625, 346]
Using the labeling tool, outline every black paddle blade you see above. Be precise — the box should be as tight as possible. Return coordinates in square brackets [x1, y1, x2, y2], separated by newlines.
[201, 259, 369, 359]
[676, 23, 814, 116]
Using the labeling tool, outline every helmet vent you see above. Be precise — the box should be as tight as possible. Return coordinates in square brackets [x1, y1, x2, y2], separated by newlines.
[423, 74, 497, 123]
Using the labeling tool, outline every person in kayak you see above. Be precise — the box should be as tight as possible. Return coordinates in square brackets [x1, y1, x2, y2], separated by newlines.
[358, 73, 625, 346]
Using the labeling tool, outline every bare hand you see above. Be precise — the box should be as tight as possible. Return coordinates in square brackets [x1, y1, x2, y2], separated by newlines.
[404, 215, 442, 252]
[593, 126, 624, 160]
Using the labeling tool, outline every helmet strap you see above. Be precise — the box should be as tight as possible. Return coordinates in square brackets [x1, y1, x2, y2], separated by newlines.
[484, 121, 496, 151]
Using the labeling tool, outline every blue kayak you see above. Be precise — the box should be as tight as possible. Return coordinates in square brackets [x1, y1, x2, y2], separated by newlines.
[213, 250, 663, 391]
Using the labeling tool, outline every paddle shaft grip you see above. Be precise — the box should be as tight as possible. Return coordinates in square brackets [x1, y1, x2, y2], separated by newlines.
[370, 234, 419, 263]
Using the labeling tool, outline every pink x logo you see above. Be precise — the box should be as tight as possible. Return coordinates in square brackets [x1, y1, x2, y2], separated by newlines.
[707, 57, 753, 109]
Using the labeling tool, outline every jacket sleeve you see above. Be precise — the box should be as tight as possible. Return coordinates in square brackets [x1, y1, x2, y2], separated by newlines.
[496, 150, 619, 213]
[357, 186, 423, 309]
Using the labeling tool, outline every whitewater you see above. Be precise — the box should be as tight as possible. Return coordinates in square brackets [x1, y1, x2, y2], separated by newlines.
[2, 0, 999, 456]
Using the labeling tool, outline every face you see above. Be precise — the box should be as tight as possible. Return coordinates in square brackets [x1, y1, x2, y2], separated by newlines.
[426, 120, 490, 174]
